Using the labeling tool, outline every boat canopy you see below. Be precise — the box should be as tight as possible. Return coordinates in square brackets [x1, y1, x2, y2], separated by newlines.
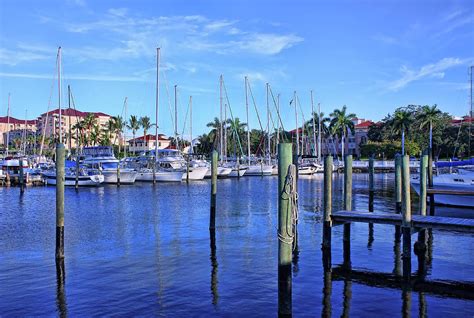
[436, 158, 474, 168]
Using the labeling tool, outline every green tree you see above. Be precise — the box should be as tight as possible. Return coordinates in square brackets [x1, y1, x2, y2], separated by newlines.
[127, 115, 140, 155]
[329, 105, 356, 158]
[392, 108, 413, 155]
[417, 104, 442, 149]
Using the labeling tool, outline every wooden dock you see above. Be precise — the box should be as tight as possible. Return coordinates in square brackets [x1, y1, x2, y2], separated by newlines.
[427, 188, 474, 196]
[332, 211, 474, 233]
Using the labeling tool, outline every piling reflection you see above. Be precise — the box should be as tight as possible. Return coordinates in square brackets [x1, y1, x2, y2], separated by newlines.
[367, 223, 374, 248]
[322, 267, 332, 318]
[401, 284, 412, 318]
[418, 292, 427, 318]
[55, 259, 67, 318]
[209, 229, 219, 306]
[393, 230, 402, 277]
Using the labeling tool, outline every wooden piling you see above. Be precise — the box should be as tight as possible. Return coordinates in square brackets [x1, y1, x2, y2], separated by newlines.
[395, 154, 402, 213]
[186, 155, 190, 183]
[19, 158, 25, 193]
[368, 156, 374, 212]
[322, 155, 333, 270]
[401, 154, 411, 280]
[428, 149, 435, 215]
[278, 143, 293, 318]
[152, 158, 156, 185]
[209, 150, 218, 230]
[419, 153, 428, 216]
[116, 165, 121, 187]
[343, 155, 352, 268]
[74, 156, 79, 189]
[56, 144, 65, 259]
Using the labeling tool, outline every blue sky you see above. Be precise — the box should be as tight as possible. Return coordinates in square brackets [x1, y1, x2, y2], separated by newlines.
[1, 0, 473, 137]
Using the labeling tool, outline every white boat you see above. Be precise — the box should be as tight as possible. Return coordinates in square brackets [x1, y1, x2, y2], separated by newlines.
[205, 166, 233, 178]
[244, 163, 273, 176]
[152, 149, 208, 180]
[411, 169, 474, 208]
[82, 147, 137, 184]
[298, 164, 317, 175]
[42, 168, 104, 186]
[229, 166, 247, 177]
[136, 168, 183, 182]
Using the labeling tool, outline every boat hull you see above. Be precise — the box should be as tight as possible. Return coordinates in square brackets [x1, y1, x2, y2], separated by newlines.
[182, 166, 208, 180]
[43, 174, 104, 186]
[244, 164, 273, 176]
[102, 170, 137, 184]
[228, 167, 247, 177]
[136, 171, 183, 182]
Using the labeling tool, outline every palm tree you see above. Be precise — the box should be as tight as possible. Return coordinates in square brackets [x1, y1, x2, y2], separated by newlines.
[82, 114, 97, 146]
[392, 108, 413, 155]
[139, 116, 154, 149]
[111, 116, 125, 156]
[206, 117, 222, 149]
[90, 124, 101, 146]
[226, 117, 247, 156]
[417, 104, 442, 150]
[305, 112, 330, 156]
[127, 115, 140, 155]
[329, 106, 356, 158]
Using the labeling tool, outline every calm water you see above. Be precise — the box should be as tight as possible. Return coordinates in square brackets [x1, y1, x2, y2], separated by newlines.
[1, 174, 473, 317]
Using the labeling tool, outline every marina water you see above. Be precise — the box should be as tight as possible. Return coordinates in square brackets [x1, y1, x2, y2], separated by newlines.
[1, 174, 473, 316]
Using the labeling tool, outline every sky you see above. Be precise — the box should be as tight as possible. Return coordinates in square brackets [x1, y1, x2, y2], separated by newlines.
[0, 0, 473, 138]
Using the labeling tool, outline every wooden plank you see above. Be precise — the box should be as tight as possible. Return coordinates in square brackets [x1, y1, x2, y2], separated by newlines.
[427, 188, 474, 196]
[332, 211, 474, 233]
[413, 215, 474, 233]
[332, 211, 402, 226]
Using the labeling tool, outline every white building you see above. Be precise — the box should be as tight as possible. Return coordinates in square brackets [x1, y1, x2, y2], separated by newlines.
[127, 134, 171, 153]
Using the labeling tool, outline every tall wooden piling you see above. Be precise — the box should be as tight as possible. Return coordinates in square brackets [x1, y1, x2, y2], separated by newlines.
[209, 150, 218, 230]
[56, 144, 65, 259]
[419, 153, 428, 216]
[278, 143, 293, 317]
[186, 155, 190, 183]
[428, 149, 435, 215]
[401, 154, 411, 280]
[395, 154, 402, 213]
[322, 155, 333, 270]
[343, 155, 352, 268]
[19, 158, 25, 193]
[116, 165, 121, 187]
[368, 156, 375, 212]
[74, 155, 79, 189]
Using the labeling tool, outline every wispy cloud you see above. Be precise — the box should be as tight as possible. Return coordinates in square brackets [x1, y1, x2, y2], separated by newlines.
[387, 57, 470, 91]
[372, 34, 398, 45]
[35, 10, 303, 62]
[0, 48, 50, 66]
[434, 9, 474, 38]
[0, 71, 147, 82]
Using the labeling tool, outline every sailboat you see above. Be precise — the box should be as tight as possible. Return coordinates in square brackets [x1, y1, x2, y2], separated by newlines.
[242, 77, 273, 176]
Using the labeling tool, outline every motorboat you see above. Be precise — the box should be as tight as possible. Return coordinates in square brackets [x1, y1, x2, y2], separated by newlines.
[244, 161, 273, 176]
[82, 146, 137, 184]
[42, 165, 104, 186]
[411, 169, 474, 208]
[151, 149, 208, 180]
[123, 156, 183, 182]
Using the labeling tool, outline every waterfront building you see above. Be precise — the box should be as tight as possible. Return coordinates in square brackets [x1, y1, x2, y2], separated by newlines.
[0, 116, 37, 146]
[127, 134, 171, 153]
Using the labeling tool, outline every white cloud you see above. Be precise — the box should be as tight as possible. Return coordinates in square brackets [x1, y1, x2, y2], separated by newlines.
[0, 71, 146, 82]
[387, 57, 469, 91]
[372, 34, 398, 45]
[0, 48, 50, 66]
[240, 33, 303, 55]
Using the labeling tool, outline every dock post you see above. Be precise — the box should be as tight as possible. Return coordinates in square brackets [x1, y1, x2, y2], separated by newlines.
[343, 155, 352, 268]
[152, 158, 156, 185]
[401, 154, 412, 280]
[19, 158, 25, 193]
[322, 155, 333, 269]
[186, 155, 190, 183]
[116, 165, 121, 187]
[415, 152, 429, 278]
[56, 143, 65, 259]
[368, 155, 374, 212]
[209, 150, 218, 230]
[75, 155, 79, 189]
[277, 143, 293, 318]
[292, 153, 298, 188]
[428, 149, 435, 215]
[394, 154, 402, 241]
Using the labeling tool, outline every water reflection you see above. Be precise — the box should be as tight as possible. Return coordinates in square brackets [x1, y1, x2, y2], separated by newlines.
[55, 259, 67, 318]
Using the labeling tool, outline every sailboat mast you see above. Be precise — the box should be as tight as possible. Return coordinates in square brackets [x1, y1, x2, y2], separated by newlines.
[311, 90, 316, 157]
[224, 103, 227, 161]
[58, 46, 62, 145]
[189, 96, 193, 154]
[245, 76, 251, 165]
[155, 47, 160, 159]
[469, 65, 473, 158]
[174, 84, 178, 150]
[318, 102, 322, 162]
[294, 91, 299, 156]
[6, 93, 10, 156]
[124, 97, 128, 158]
[22, 110, 27, 155]
[68, 85, 72, 152]
[219, 75, 223, 163]
[277, 93, 280, 146]
[266, 83, 270, 163]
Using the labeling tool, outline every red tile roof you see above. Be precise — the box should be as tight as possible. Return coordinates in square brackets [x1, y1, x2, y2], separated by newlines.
[40, 108, 110, 118]
[451, 116, 473, 125]
[128, 134, 169, 142]
[355, 120, 374, 129]
[0, 116, 37, 125]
